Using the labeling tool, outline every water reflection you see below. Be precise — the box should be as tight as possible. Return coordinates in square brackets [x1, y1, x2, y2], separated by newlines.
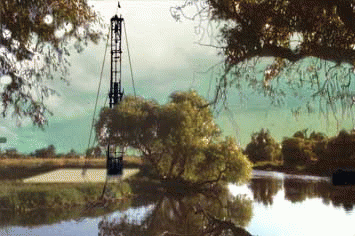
[98, 190, 253, 236]
[2, 172, 355, 236]
[0, 197, 134, 227]
[248, 171, 355, 213]
[284, 178, 318, 203]
[249, 177, 282, 206]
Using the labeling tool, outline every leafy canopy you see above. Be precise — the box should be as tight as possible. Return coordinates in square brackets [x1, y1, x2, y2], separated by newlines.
[96, 90, 252, 185]
[172, 0, 355, 119]
[209, 0, 355, 65]
[0, 0, 104, 126]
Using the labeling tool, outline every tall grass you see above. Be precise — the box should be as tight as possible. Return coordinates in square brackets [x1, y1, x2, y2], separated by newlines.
[0, 182, 132, 211]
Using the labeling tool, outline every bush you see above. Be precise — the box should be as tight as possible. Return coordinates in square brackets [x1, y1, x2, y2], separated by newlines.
[282, 137, 315, 167]
[316, 130, 355, 169]
[244, 129, 282, 164]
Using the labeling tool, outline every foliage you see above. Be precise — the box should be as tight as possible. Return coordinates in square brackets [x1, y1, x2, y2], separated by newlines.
[244, 128, 282, 163]
[0, 0, 104, 126]
[281, 129, 329, 167]
[96, 90, 252, 186]
[30, 144, 56, 158]
[316, 129, 355, 165]
[172, 0, 355, 120]
[1, 148, 20, 158]
[208, 0, 355, 65]
[85, 146, 102, 158]
[282, 135, 313, 167]
[64, 148, 80, 158]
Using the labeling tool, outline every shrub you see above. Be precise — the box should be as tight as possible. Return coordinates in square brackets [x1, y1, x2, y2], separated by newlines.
[244, 129, 282, 163]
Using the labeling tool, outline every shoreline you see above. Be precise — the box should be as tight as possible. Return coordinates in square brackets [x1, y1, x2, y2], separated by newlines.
[0, 157, 339, 182]
[252, 164, 331, 178]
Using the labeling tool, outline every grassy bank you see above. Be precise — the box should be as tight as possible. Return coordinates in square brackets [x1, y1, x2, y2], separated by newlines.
[0, 157, 143, 180]
[0, 181, 135, 227]
[0, 181, 132, 211]
[0, 156, 142, 168]
[0, 157, 144, 227]
[252, 161, 335, 177]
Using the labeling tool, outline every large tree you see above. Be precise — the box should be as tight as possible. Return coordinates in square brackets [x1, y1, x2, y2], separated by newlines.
[0, 0, 103, 126]
[95, 90, 252, 186]
[171, 0, 355, 120]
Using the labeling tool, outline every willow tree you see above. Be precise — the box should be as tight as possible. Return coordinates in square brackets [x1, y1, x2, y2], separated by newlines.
[95, 90, 252, 186]
[171, 0, 355, 122]
[0, 0, 103, 126]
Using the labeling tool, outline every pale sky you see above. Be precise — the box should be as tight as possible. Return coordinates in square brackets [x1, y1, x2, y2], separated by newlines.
[0, 0, 354, 154]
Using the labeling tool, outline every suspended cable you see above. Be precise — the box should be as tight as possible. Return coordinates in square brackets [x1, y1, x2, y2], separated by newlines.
[123, 20, 137, 97]
[84, 28, 111, 174]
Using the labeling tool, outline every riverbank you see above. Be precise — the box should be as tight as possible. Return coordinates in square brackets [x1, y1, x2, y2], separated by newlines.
[0, 157, 142, 213]
[0, 181, 132, 211]
[0, 180, 135, 227]
[252, 161, 336, 177]
[0, 157, 332, 181]
[0, 157, 142, 180]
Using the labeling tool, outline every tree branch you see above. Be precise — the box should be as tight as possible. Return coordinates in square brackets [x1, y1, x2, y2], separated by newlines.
[228, 44, 355, 66]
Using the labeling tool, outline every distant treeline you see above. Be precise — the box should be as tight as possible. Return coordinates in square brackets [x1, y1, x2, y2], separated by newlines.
[244, 128, 355, 173]
[3, 128, 355, 172]
[0, 145, 103, 159]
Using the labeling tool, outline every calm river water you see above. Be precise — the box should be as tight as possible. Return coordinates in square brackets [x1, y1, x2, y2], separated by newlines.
[1, 170, 354, 236]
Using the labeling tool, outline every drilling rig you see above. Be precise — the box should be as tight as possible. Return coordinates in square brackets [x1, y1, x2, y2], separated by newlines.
[107, 14, 124, 176]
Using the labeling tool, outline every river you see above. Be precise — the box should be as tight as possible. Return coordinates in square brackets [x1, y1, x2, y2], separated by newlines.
[1, 170, 354, 236]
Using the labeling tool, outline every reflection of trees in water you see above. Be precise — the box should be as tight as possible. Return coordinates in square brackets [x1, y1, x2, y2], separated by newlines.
[249, 177, 282, 206]
[98, 191, 253, 236]
[248, 176, 355, 212]
[283, 179, 355, 213]
[284, 179, 318, 203]
[0, 193, 134, 227]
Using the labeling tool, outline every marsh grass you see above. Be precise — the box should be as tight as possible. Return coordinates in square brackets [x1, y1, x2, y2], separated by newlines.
[0, 157, 142, 167]
[0, 181, 132, 211]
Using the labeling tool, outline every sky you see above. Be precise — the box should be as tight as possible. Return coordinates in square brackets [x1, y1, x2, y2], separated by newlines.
[1, 0, 354, 154]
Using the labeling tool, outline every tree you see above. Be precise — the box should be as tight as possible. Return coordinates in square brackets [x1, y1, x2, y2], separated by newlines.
[85, 146, 102, 158]
[244, 128, 282, 163]
[281, 129, 324, 166]
[316, 129, 355, 165]
[172, 0, 355, 120]
[3, 148, 20, 158]
[0, 0, 104, 126]
[31, 144, 56, 158]
[66, 148, 79, 158]
[207, 0, 355, 65]
[96, 90, 252, 186]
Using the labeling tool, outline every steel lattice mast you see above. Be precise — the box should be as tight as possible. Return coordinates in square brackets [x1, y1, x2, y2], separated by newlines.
[109, 15, 124, 108]
[107, 14, 124, 176]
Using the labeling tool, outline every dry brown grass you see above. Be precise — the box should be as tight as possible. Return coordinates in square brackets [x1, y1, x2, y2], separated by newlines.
[0, 156, 142, 168]
[0, 157, 143, 180]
